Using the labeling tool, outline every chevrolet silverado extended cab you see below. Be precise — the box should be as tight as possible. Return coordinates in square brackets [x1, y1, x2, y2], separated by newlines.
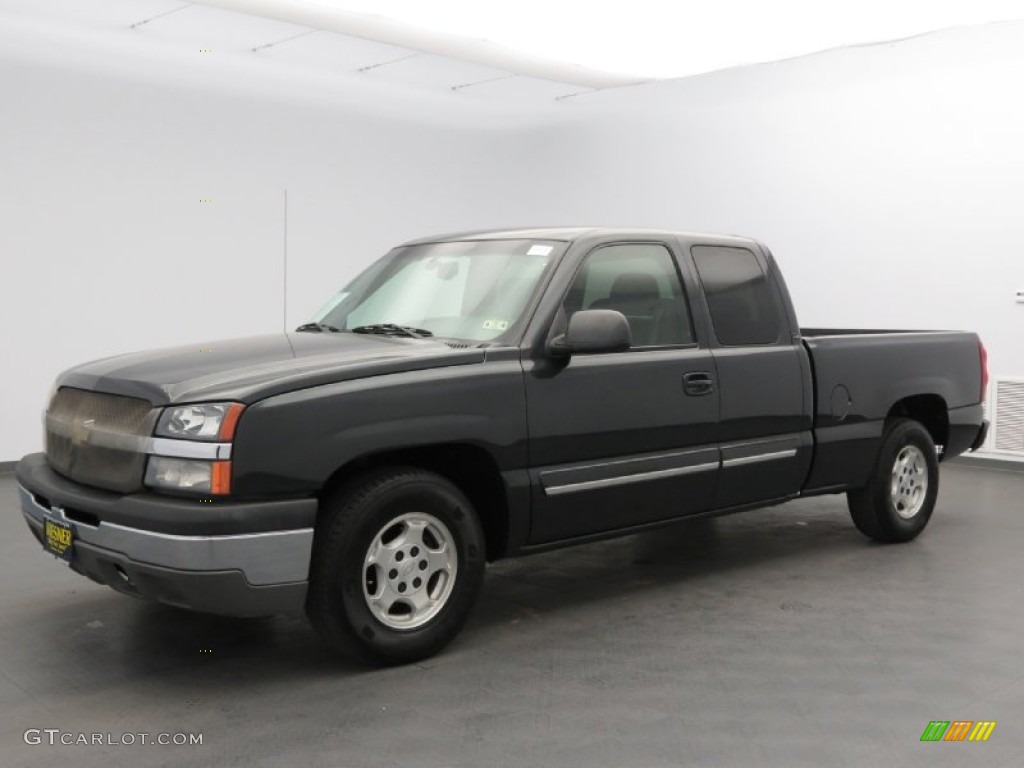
[16, 228, 989, 664]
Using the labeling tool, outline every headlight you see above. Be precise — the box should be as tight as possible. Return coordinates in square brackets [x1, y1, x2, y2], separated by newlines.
[147, 402, 244, 495]
[155, 402, 244, 441]
[145, 457, 232, 494]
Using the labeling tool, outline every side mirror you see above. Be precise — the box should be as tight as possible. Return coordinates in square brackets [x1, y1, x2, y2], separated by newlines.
[549, 309, 632, 357]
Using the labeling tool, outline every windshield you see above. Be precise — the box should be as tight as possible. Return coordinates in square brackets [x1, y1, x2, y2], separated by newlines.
[313, 239, 563, 343]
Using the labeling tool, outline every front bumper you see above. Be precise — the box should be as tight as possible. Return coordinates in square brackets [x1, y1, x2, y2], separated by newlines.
[16, 453, 317, 617]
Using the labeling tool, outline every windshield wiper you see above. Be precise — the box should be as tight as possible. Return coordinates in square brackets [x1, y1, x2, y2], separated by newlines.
[294, 322, 341, 333]
[350, 323, 434, 339]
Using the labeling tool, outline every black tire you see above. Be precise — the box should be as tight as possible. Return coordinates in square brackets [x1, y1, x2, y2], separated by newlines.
[847, 418, 939, 543]
[306, 467, 486, 665]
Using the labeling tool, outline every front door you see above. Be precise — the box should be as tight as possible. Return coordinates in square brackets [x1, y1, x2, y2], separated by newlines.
[525, 241, 720, 544]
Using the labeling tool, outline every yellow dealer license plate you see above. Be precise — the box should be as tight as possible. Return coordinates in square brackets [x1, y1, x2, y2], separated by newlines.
[43, 516, 74, 563]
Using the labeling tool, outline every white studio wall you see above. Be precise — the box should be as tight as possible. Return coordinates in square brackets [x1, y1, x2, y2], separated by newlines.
[2, 7, 1022, 461]
[0, 10, 555, 461]
[525, 21, 1024, 445]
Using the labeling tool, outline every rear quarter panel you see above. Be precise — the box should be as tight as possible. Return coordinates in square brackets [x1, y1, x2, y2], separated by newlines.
[803, 331, 982, 492]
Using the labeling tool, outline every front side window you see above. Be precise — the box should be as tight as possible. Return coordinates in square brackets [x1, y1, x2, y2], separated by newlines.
[691, 246, 781, 346]
[316, 240, 561, 342]
[563, 243, 693, 347]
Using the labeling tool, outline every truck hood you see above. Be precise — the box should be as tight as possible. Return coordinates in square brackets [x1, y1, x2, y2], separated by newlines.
[55, 332, 486, 405]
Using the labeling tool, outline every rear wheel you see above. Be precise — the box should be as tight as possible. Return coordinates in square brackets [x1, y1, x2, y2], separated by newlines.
[847, 418, 939, 543]
[306, 467, 486, 665]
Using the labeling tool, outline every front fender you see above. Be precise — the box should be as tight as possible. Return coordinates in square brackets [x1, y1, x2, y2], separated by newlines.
[230, 361, 527, 496]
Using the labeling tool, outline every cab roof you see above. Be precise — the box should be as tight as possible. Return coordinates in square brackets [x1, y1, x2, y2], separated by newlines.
[400, 227, 762, 249]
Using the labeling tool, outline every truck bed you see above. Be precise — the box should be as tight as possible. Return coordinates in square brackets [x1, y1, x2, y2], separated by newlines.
[802, 328, 956, 336]
[800, 328, 984, 492]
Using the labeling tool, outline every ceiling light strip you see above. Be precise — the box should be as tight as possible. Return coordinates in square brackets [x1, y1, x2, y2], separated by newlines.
[130, 2, 194, 30]
[251, 28, 316, 53]
[194, 0, 645, 88]
[357, 51, 421, 73]
[451, 74, 517, 92]
[555, 88, 602, 102]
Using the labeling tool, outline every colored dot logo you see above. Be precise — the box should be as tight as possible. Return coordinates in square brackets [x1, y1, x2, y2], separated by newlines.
[199, 199, 213, 203]
[199, 49, 213, 53]
[921, 720, 997, 742]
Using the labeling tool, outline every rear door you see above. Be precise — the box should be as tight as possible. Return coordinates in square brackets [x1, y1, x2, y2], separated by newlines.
[687, 243, 813, 508]
[524, 240, 720, 543]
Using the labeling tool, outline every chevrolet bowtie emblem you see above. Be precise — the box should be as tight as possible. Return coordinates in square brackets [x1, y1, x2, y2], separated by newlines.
[71, 418, 95, 447]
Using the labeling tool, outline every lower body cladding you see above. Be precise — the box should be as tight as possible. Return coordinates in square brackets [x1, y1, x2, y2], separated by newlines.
[530, 434, 809, 543]
[16, 457, 316, 617]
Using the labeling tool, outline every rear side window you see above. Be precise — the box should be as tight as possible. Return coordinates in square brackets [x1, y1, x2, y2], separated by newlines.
[691, 246, 781, 346]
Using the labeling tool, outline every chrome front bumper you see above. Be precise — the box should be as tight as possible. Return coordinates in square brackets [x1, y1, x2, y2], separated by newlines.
[18, 483, 315, 617]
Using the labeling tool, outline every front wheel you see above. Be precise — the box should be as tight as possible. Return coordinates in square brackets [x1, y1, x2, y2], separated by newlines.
[847, 418, 939, 543]
[306, 467, 486, 665]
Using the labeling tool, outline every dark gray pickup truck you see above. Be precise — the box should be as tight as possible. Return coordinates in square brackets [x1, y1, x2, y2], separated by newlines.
[16, 228, 988, 663]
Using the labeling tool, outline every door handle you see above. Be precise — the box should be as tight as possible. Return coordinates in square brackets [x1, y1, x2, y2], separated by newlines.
[683, 372, 715, 396]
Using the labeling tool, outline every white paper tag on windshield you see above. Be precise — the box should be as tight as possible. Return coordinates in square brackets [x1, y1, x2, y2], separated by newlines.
[527, 244, 553, 256]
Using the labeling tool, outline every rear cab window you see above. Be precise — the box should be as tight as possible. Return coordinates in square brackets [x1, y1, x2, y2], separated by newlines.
[691, 246, 781, 346]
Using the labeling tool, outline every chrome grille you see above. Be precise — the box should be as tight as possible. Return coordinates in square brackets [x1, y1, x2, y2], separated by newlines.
[45, 388, 158, 493]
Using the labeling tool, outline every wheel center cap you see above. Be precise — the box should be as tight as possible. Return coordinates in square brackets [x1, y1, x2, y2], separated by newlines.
[394, 558, 416, 581]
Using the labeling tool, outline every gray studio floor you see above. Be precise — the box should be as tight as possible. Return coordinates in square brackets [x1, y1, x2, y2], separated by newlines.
[1, 461, 1021, 768]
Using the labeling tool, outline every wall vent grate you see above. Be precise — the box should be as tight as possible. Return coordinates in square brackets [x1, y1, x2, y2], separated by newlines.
[993, 378, 1024, 455]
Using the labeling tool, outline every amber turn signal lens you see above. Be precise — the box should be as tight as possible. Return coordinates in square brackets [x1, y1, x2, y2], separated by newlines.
[217, 404, 245, 441]
[210, 461, 232, 495]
